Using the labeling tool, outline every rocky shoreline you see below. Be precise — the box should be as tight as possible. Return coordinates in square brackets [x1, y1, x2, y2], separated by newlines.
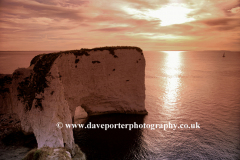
[0, 113, 36, 160]
[0, 113, 86, 160]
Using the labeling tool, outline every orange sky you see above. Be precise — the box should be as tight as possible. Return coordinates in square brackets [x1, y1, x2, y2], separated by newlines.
[0, 0, 239, 51]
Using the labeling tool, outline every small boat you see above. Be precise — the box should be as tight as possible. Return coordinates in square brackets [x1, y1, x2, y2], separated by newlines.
[223, 52, 225, 57]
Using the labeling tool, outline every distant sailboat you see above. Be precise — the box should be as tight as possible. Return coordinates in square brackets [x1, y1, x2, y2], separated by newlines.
[223, 52, 225, 57]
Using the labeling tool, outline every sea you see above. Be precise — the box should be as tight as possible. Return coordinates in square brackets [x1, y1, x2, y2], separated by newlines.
[0, 51, 240, 159]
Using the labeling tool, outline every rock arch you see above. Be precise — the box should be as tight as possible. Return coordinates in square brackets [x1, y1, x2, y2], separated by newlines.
[0, 46, 147, 154]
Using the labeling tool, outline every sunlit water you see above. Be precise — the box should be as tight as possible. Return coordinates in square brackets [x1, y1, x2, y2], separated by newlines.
[0, 51, 240, 159]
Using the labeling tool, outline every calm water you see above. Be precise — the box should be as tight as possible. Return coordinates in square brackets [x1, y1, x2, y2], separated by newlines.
[0, 51, 55, 74]
[0, 51, 240, 159]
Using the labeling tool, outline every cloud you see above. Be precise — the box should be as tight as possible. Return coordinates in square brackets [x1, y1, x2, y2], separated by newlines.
[202, 18, 239, 26]
[228, 6, 240, 13]
[0, 0, 240, 51]
[124, 0, 169, 10]
[0, 0, 85, 20]
[199, 18, 240, 31]
[91, 27, 130, 32]
[35, 0, 88, 7]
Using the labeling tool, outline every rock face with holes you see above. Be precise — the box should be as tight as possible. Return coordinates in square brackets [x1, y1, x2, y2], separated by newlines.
[0, 46, 147, 154]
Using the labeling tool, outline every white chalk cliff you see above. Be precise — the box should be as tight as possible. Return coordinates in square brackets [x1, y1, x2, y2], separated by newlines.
[0, 46, 147, 155]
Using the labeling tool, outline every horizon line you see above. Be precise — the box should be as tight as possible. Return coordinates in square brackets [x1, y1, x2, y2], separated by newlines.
[1, 50, 240, 52]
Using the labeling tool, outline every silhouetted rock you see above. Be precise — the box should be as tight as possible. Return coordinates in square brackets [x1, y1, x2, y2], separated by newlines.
[0, 46, 147, 155]
[0, 74, 13, 114]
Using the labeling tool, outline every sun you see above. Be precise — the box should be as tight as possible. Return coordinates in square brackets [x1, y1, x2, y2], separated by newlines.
[148, 4, 195, 26]
[124, 3, 195, 26]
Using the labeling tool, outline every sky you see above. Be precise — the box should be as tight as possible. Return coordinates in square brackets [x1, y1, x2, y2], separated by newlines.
[0, 0, 239, 51]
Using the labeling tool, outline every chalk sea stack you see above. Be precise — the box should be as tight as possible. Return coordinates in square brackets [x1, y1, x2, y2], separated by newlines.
[0, 46, 147, 157]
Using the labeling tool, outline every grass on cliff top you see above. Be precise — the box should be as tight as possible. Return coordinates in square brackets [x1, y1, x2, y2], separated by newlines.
[60, 46, 142, 57]
[30, 46, 142, 66]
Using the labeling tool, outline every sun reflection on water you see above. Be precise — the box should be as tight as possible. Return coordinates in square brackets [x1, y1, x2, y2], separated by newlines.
[162, 51, 183, 113]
